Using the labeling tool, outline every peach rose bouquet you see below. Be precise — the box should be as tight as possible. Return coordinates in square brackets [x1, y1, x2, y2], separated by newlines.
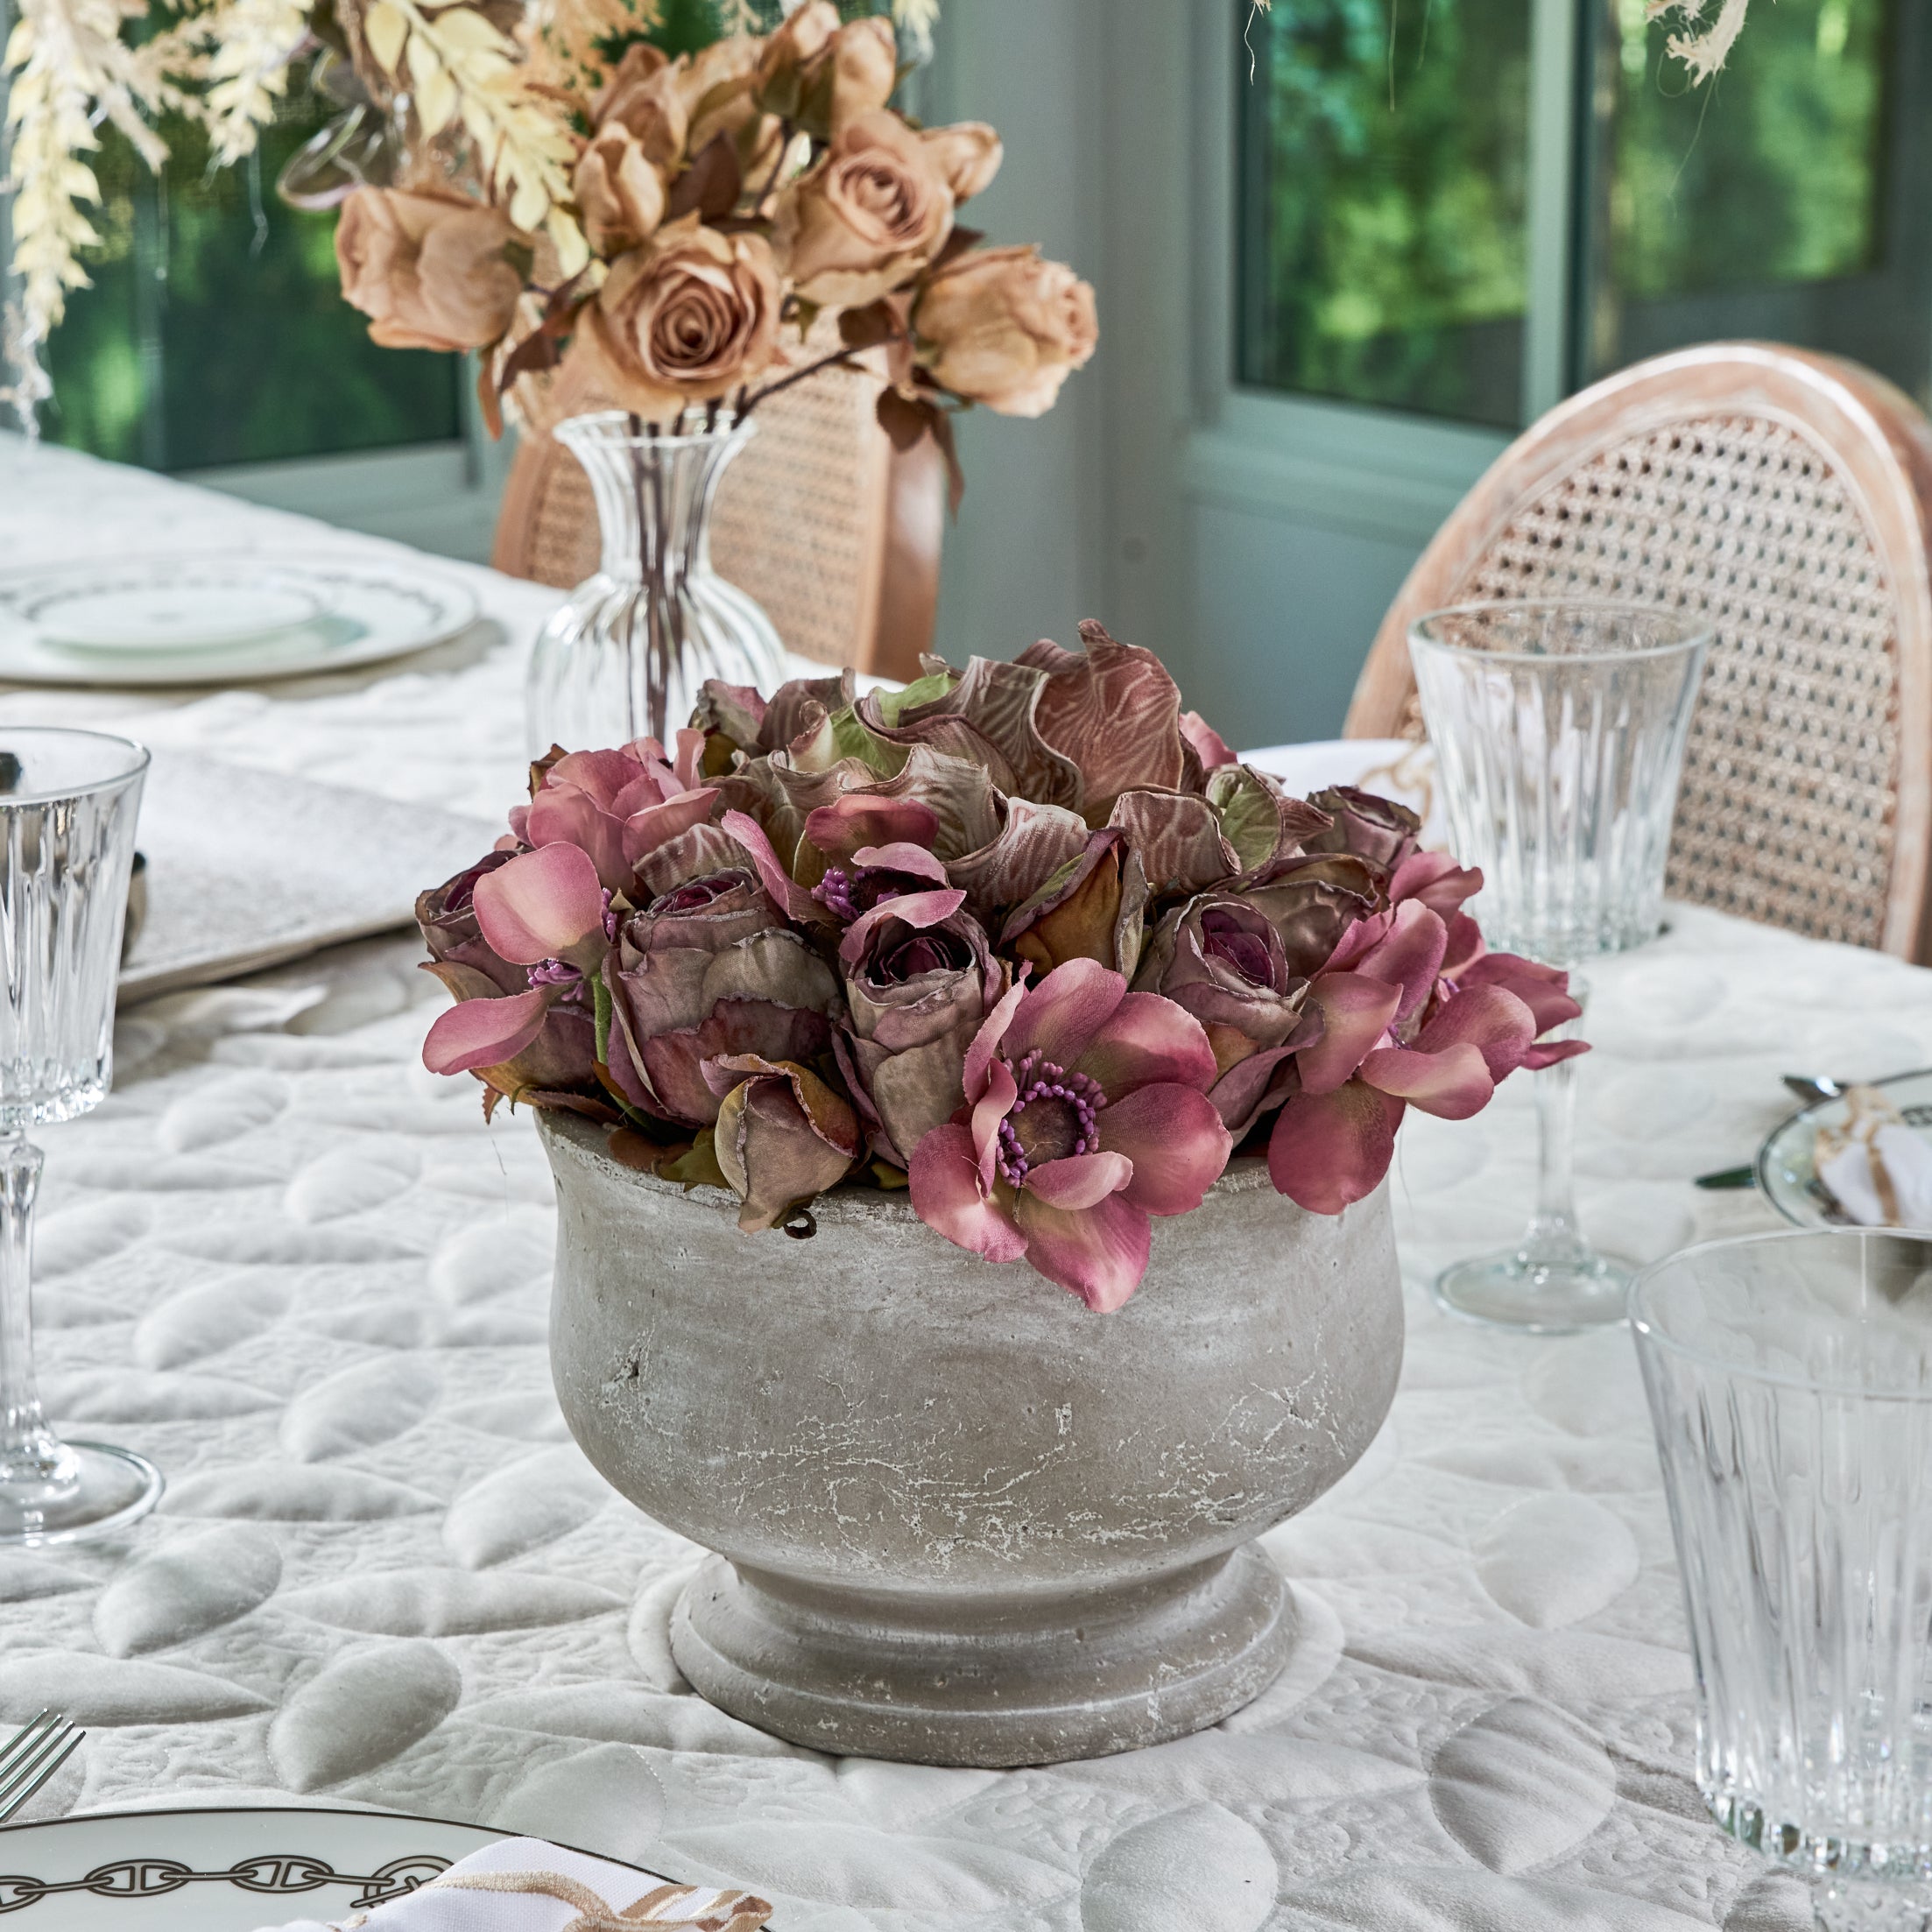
[317, 0, 1096, 492]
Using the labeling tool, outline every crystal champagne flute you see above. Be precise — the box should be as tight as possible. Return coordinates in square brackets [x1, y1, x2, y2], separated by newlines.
[1408, 601, 1710, 1332]
[0, 729, 159, 1543]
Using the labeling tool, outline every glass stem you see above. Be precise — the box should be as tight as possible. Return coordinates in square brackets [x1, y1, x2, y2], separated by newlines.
[0, 1134, 59, 1484]
[1516, 977, 1591, 1272]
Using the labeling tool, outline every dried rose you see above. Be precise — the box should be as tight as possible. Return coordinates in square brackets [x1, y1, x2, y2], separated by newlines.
[908, 959, 1232, 1309]
[706, 1054, 862, 1231]
[513, 736, 714, 895]
[827, 17, 899, 132]
[1133, 895, 1316, 1132]
[606, 868, 842, 1127]
[836, 900, 1002, 1166]
[755, 0, 839, 100]
[680, 37, 775, 164]
[1001, 829, 1148, 979]
[915, 243, 1097, 419]
[420, 843, 609, 1102]
[586, 220, 783, 419]
[417, 852, 522, 996]
[574, 126, 667, 257]
[773, 109, 954, 307]
[335, 187, 522, 353]
[920, 122, 1003, 202]
[1303, 786, 1422, 875]
[593, 43, 688, 165]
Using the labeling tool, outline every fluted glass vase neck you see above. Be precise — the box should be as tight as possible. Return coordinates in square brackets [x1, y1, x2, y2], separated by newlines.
[525, 409, 786, 754]
[552, 410, 754, 589]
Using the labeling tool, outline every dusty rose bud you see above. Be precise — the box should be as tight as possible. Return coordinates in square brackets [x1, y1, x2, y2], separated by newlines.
[707, 1054, 862, 1231]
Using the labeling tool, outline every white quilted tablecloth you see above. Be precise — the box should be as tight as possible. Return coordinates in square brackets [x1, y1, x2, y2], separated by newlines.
[0, 435, 1894, 1930]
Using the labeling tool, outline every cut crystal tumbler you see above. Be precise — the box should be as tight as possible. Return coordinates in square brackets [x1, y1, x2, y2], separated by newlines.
[1409, 601, 1710, 1332]
[525, 411, 787, 756]
[1633, 1230, 1932, 1932]
[0, 729, 159, 1543]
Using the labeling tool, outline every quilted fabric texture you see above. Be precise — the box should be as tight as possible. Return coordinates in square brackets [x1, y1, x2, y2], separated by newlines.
[0, 437, 1887, 1930]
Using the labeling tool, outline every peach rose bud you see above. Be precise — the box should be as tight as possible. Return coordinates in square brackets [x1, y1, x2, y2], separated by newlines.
[917, 243, 1098, 418]
[772, 109, 953, 307]
[335, 187, 523, 353]
[921, 122, 1003, 202]
[594, 42, 688, 167]
[828, 17, 899, 132]
[574, 126, 667, 257]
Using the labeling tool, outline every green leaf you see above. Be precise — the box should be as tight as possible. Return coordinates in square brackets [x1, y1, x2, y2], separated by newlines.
[1209, 765, 1285, 874]
[592, 970, 614, 1068]
[660, 1129, 730, 1191]
[828, 706, 909, 777]
[869, 671, 955, 727]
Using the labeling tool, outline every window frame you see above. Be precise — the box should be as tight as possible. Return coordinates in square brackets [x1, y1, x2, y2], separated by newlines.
[1189, 0, 1595, 552]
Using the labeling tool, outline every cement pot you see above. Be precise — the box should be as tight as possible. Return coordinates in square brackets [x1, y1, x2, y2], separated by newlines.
[539, 1110, 1403, 1767]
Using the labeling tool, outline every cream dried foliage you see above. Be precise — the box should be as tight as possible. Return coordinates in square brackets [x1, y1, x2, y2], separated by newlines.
[524, 0, 659, 96]
[4, 0, 171, 335]
[195, 0, 314, 164]
[362, 0, 588, 271]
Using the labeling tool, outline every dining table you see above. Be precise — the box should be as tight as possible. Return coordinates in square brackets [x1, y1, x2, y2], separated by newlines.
[0, 430, 1893, 1930]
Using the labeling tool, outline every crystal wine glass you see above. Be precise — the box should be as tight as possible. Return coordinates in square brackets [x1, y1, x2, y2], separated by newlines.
[0, 729, 159, 1544]
[1408, 601, 1710, 1332]
[1633, 1230, 1932, 1932]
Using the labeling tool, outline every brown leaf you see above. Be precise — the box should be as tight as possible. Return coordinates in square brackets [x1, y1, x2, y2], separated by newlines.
[839, 300, 898, 350]
[876, 385, 934, 451]
[666, 133, 744, 222]
[476, 358, 504, 441]
[927, 223, 984, 278]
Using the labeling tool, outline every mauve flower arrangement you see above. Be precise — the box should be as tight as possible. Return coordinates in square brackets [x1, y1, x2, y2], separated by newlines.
[419, 623, 1584, 1310]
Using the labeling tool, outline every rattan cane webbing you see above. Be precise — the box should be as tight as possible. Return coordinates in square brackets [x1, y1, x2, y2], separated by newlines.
[1414, 416, 1902, 949]
[511, 357, 889, 671]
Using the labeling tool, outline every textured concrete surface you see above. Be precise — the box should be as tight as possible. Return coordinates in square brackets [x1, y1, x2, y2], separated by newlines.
[542, 1114, 1404, 1764]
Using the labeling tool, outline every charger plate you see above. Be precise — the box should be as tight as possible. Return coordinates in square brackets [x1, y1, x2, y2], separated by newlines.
[0, 558, 478, 686]
[0, 1805, 673, 1927]
[1757, 1068, 1932, 1229]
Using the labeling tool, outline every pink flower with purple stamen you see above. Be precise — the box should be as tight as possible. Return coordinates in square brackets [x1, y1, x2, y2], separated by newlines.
[909, 958, 1232, 1311]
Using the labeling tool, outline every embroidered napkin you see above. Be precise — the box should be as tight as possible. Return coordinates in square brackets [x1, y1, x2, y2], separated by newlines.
[252, 1837, 771, 1932]
[1815, 1085, 1932, 1230]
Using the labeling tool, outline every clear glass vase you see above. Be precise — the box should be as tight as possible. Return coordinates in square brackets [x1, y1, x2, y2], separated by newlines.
[525, 411, 787, 757]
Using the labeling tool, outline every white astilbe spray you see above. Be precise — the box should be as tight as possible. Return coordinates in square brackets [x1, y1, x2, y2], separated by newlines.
[3, 0, 171, 342]
[194, 0, 315, 165]
[363, 0, 587, 272]
[1645, 0, 1750, 80]
[892, 0, 939, 35]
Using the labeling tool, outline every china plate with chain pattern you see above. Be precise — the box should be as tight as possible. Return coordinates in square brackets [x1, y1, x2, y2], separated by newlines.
[0, 557, 480, 687]
[0, 1806, 676, 1927]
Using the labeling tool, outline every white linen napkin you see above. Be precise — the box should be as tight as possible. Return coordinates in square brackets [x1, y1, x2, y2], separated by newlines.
[252, 1837, 771, 1932]
[1814, 1085, 1932, 1230]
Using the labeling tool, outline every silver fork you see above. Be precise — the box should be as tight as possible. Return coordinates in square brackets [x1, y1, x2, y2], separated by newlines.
[0, 1711, 83, 1824]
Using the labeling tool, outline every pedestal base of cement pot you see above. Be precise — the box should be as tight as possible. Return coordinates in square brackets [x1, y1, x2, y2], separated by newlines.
[669, 1543, 1296, 1767]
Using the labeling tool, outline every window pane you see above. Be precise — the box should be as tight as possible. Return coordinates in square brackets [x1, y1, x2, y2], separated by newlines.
[1584, 0, 1932, 408]
[46, 92, 462, 472]
[1236, 0, 1534, 427]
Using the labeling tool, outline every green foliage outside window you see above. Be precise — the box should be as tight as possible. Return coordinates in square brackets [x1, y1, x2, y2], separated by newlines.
[1238, 0, 1533, 427]
[41, 86, 461, 473]
[1605, 0, 1887, 300]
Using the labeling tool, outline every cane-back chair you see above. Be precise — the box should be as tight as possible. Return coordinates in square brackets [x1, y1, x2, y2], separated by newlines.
[1346, 344, 1932, 959]
[493, 334, 944, 684]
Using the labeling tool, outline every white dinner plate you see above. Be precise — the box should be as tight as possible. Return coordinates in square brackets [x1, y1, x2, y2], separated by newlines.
[0, 1805, 674, 1927]
[1758, 1068, 1932, 1230]
[0, 557, 479, 685]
